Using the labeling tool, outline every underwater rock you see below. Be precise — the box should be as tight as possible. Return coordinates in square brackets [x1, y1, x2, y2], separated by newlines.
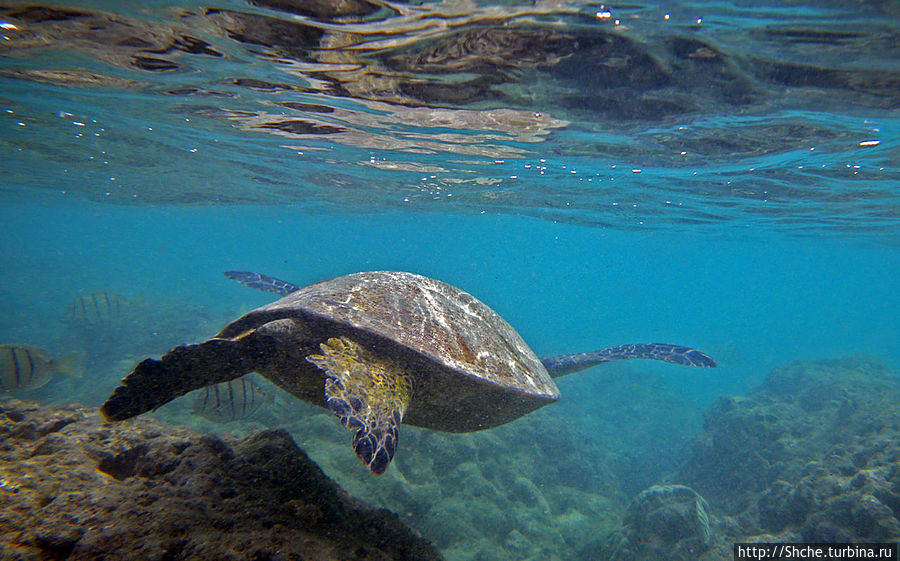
[679, 357, 900, 542]
[274, 397, 624, 561]
[257, 359, 707, 561]
[0, 400, 443, 561]
[600, 484, 713, 561]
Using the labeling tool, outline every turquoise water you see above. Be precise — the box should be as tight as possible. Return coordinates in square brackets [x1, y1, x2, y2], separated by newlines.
[1, 0, 899, 558]
[4, 200, 898, 383]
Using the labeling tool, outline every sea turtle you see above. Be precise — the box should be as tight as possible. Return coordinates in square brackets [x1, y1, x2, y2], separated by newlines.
[101, 271, 715, 475]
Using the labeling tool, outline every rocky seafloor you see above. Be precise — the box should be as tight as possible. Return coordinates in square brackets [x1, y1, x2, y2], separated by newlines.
[5, 356, 900, 561]
[0, 400, 443, 561]
[601, 356, 900, 561]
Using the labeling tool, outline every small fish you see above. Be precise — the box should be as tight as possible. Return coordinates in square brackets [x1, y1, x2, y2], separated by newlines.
[65, 291, 131, 325]
[191, 376, 269, 423]
[0, 345, 82, 393]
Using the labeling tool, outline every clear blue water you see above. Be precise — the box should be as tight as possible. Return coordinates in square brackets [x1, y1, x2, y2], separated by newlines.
[1, 0, 899, 557]
[4, 201, 898, 384]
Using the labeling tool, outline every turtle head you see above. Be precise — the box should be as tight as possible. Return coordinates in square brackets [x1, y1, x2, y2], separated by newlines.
[349, 416, 399, 475]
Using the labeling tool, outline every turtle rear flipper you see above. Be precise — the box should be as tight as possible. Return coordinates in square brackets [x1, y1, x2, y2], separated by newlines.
[542, 342, 716, 378]
[101, 337, 267, 421]
[308, 336, 412, 475]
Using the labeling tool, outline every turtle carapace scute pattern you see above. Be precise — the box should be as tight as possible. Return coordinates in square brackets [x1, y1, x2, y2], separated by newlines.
[101, 270, 715, 475]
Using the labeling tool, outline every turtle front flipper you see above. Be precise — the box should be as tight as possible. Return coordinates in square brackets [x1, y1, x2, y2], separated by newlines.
[541, 342, 716, 378]
[101, 335, 270, 421]
[307, 336, 412, 475]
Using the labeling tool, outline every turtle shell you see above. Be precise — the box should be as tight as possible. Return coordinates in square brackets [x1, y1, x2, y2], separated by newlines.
[217, 271, 560, 432]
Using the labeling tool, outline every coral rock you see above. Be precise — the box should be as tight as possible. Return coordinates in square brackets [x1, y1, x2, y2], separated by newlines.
[679, 357, 900, 543]
[0, 400, 443, 561]
[601, 484, 713, 561]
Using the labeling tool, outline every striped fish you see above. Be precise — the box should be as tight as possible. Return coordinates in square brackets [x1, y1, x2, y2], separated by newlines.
[0, 345, 82, 393]
[65, 291, 131, 325]
[191, 376, 269, 423]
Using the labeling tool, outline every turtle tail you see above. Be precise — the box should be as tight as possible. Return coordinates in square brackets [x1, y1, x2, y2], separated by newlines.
[101, 337, 268, 421]
[541, 343, 716, 378]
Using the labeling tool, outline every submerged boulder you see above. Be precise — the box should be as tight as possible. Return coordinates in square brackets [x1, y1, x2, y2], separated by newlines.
[679, 357, 900, 543]
[594, 357, 900, 561]
[0, 400, 443, 561]
[600, 484, 713, 561]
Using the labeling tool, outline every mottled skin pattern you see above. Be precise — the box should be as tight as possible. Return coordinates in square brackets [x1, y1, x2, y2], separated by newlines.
[101, 272, 561, 474]
[541, 343, 716, 377]
[308, 336, 412, 475]
[100, 271, 716, 475]
[225, 271, 717, 374]
[209, 271, 561, 431]
[239, 271, 558, 399]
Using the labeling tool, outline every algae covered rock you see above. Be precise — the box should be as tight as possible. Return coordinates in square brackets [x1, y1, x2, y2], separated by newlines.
[679, 357, 900, 543]
[0, 400, 443, 561]
[270, 359, 703, 561]
[600, 484, 713, 561]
